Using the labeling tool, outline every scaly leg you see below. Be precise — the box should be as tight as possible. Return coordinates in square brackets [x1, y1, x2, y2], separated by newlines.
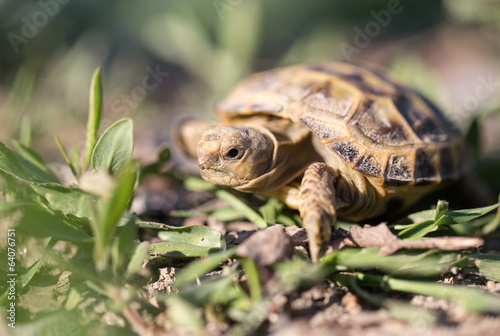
[299, 162, 337, 262]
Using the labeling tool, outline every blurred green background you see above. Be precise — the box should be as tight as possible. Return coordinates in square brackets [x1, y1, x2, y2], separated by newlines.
[1, 0, 500, 176]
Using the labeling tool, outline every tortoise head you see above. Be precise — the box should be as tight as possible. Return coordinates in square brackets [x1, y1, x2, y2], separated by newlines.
[197, 126, 274, 188]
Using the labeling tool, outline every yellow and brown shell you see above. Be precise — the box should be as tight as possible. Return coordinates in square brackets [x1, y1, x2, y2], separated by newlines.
[215, 62, 465, 187]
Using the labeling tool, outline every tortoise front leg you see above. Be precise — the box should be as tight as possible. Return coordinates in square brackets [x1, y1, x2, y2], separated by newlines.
[300, 162, 337, 262]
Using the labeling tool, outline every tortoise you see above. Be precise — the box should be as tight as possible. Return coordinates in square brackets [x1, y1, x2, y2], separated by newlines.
[178, 62, 465, 261]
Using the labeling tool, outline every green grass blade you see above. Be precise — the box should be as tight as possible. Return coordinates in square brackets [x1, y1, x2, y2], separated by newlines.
[216, 190, 267, 229]
[91, 118, 134, 176]
[175, 248, 237, 286]
[482, 194, 500, 234]
[91, 163, 137, 271]
[55, 136, 78, 177]
[242, 257, 262, 302]
[334, 273, 500, 313]
[126, 241, 150, 278]
[348, 275, 437, 323]
[435, 202, 500, 226]
[19, 116, 32, 147]
[82, 67, 103, 173]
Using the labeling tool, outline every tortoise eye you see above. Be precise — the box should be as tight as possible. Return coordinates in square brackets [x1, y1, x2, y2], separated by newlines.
[224, 147, 244, 160]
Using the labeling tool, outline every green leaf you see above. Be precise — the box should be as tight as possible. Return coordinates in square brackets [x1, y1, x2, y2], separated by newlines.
[91, 118, 134, 175]
[242, 257, 261, 302]
[216, 190, 267, 229]
[347, 275, 437, 323]
[323, 248, 461, 278]
[112, 216, 137, 275]
[406, 209, 436, 223]
[183, 176, 217, 191]
[156, 224, 226, 249]
[435, 202, 500, 226]
[18, 239, 57, 287]
[126, 241, 150, 278]
[55, 136, 77, 177]
[259, 198, 283, 225]
[12, 141, 59, 183]
[471, 254, 500, 282]
[0, 141, 60, 184]
[397, 220, 438, 239]
[157, 145, 171, 163]
[148, 241, 225, 259]
[434, 200, 449, 221]
[91, 162, 137, 271]
[396, 202, 500, 239]
[166, 296, 204, 331]
[482, 195, 500, 234]
[83, 67, 103, 172]
[19, 116, 32, 147]
[168, 274, 245, 307]
[0, 141, 30, 181]
[5, 203, 92, 242]
[175, 248, 237, 286]
[335, 272, 500, 313]
[31, 184, 97, 220]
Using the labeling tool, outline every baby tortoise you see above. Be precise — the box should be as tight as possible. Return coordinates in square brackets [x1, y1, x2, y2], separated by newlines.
[178, 62, 465, 261]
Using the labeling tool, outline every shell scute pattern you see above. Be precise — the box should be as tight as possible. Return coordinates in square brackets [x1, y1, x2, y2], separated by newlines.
[215, 62, 464, 185]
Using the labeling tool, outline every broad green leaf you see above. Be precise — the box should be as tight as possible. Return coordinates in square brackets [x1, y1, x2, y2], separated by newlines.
[148, 241, 225, 259]
[156, 224, 225, 249]
[12, 141, 59, 183]
[82, 68, 103, 172]
[91, 118, 134, 175]
[31, 184, 97, 220]
[216, 190, 267, 229]
[175, 248, 237, 286]
[6, 203, 92, 242]
[471, 254, 500, 282]
[0, 141, 30, 181]
[406, 209, 436, 224]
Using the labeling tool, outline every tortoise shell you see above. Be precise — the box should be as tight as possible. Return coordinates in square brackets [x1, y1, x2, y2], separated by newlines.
[215, 62, 465, 187]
